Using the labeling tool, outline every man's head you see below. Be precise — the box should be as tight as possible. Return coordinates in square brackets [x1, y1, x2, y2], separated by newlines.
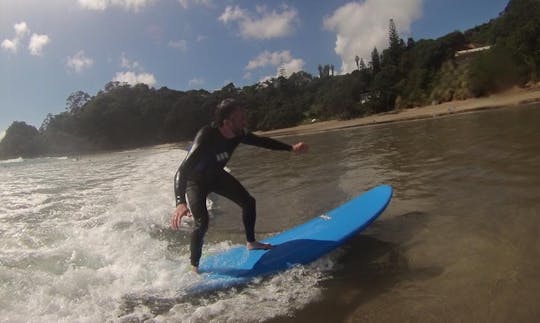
[215, 98, 248, 136]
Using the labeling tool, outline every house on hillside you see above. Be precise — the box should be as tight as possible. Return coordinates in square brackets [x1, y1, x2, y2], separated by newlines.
[360, 91, 381, 104]
[455, 45, 492, 58]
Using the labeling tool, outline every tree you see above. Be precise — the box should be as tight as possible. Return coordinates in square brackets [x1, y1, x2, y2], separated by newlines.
[359, 58, 367, 71]
[103, 81, 122, 93]
[288, 71, 313, 87]
[371, 47, 381, 74]
[324, 65, 330, 77]
[318, 64, 332, 78]
[40, 113, 53, 132]
[389, 19, 400, 47]
[468, 45, 525, 96]
[385, 18, 404, 67]
[220, 82, 237, 95]
[407, 37, 415, 49]
[66, 91, 91, 113]
[0, 121, 42, 158]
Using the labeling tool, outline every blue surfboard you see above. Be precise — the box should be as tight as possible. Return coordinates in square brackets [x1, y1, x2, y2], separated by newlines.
[187, 185, 393, 294]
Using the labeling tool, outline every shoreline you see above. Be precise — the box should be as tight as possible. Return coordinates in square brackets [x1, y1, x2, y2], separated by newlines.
[3, 87, 540, 161]
[258, 86, 540, 138]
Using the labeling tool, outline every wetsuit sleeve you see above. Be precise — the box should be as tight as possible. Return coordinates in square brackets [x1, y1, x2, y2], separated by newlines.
[241, 132, 292, 151]
[174, 127, 211, 205]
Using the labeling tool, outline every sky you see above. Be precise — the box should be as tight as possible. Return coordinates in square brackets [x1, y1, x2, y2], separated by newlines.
[1, 0, 510, 140]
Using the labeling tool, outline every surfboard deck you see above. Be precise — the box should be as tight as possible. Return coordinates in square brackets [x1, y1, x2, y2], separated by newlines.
[186, 184, 393, 294]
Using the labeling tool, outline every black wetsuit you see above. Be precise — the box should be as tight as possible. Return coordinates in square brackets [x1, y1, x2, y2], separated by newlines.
[174, 125, 292, 267]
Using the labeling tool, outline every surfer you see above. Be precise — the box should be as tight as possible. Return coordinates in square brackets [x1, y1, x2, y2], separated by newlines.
[171, 98, 309, 273]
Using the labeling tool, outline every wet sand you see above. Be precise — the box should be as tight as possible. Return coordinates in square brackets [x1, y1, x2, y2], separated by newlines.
[258, 86, 540, 138]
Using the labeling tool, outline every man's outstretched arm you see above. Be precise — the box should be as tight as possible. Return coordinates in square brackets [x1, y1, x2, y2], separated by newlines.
[242, 132, 309, 153]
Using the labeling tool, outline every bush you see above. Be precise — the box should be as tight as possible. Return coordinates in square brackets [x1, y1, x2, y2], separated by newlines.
[468, 46, 527, 96]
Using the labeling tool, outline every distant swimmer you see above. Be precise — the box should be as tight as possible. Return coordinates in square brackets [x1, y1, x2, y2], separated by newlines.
[171, 98, 309, 273]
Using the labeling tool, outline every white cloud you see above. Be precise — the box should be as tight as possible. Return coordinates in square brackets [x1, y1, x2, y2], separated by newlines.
[28, 33, 50, 56]
[114, 53, 156, 86]
[67, 50, 94, 73]
[246, 50, 293, 70]
[1, 21, 31, 54]
[178, 0, 214, 9]
[1, 39, 17, 53]
[116, 0, 155, 11]
[120, 52, 142, 70]
[219, 6, 248, 23]
[168, 39, 187, 51]
[282, 58, 304, 76]
[14, 22, 30, 38]
[324, 0, 423, 74]
[78, 0, 155, 12]
[112, 53, 157, 87]
[245, 50, 304, 80]
[219, 5, 298, 40]
[78, 0, 108, 10]
[113, 71, 156, 86]
[188, 77, 205, 87]
[2, 21, 50, 56]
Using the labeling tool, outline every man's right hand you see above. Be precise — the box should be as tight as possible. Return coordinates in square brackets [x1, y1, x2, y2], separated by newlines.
[171, 203, 191, 230]
[292, 142, 309, 153]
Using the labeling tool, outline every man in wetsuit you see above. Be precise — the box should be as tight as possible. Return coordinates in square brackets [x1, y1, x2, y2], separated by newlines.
[171, 98, 308, 273]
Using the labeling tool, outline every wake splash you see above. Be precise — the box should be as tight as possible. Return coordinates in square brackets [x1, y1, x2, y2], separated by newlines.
[118, 251, 336, 322]
[0, 146, 336, 322]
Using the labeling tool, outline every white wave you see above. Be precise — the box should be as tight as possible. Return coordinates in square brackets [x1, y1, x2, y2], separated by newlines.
[0, 146, 331, 322]
[0, 157, 24, 164]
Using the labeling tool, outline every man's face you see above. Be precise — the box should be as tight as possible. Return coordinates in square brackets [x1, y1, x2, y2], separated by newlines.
[225, 107, 247, 136]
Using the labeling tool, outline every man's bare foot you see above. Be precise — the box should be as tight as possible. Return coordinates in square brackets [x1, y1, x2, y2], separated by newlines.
[191, 265, 199, 274]
[246, 241, 272, 250]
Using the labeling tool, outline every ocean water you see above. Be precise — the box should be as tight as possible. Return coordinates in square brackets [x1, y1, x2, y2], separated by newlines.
[0, 146, 337, 322]
[1, 103, 540, 322]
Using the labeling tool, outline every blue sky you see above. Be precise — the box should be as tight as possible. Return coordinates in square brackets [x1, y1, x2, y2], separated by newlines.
[1, 0, 509, 139]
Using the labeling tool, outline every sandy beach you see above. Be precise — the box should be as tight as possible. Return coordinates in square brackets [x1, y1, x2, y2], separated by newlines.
[259, 86, 540, 138]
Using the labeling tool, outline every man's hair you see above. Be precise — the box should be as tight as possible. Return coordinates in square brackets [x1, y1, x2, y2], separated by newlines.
[214, 98, 246, 126]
